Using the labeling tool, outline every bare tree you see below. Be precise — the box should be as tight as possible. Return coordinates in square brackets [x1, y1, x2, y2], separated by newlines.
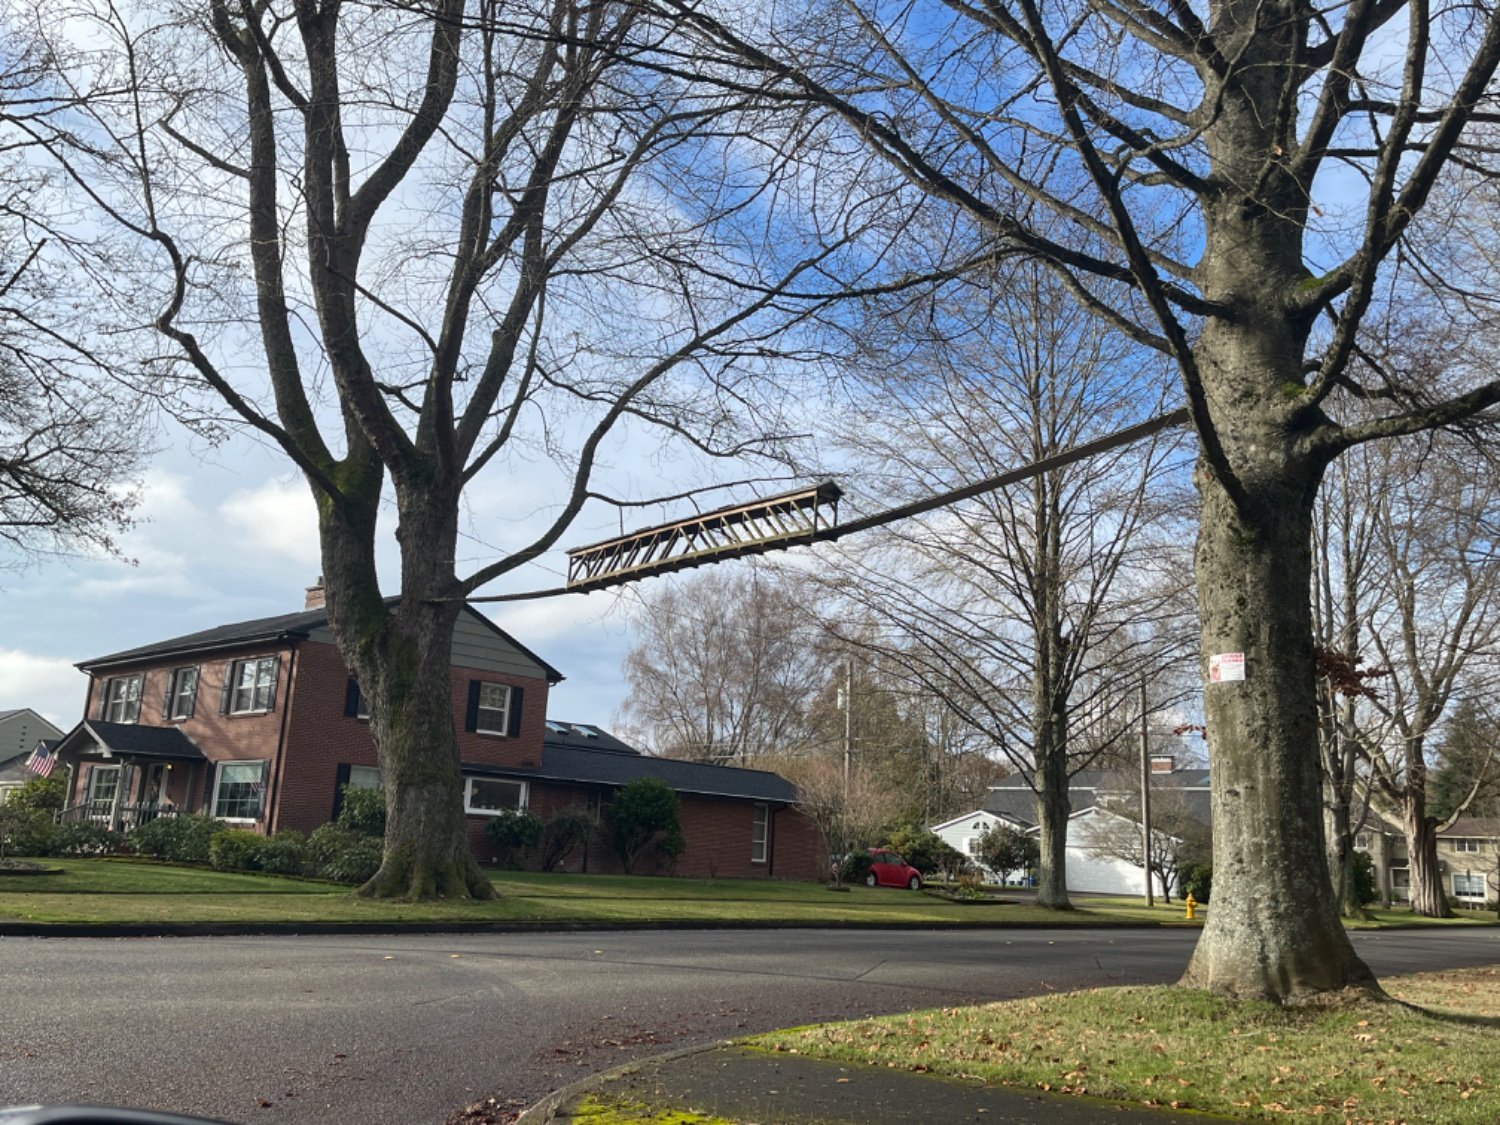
[809, 264, 1196, 908]
[773, 752, 906, 887]
[0, 24, 147, 566]
[44, 0, 870, 898]
[619, 570, 821, 762]
[1353, 438, 1500, 915]
[657, 0, 1500, 1001]
[1087, 787, 1211, 903]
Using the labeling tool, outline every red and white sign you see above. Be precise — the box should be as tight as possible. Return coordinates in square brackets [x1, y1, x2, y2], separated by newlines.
[1209, 652, 1246, 683]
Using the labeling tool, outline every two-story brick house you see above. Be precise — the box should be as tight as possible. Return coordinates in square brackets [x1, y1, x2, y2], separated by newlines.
[50, 582, 823, 880]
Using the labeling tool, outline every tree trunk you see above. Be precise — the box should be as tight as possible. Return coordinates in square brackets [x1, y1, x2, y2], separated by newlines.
[318, 479, 495, 901]
[1180, 451, 1376, 1001]
[1403, 805, 1451, 918]
[1033, 747, 1072, 908]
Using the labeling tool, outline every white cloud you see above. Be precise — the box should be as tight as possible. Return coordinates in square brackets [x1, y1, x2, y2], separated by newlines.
[218, 478, 321, 566]
[0, 649, 89, 728]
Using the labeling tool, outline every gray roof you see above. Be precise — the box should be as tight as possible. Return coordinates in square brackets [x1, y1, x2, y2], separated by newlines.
[1442, 817, 1500, 839]
[78, 603, 564, 683]
[57, 721, 206, 762]
[983, 768, 1212, 828]
[464, 721, 798, 803]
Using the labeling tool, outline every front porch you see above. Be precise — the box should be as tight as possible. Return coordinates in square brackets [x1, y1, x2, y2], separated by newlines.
[51, 720, 209, 834]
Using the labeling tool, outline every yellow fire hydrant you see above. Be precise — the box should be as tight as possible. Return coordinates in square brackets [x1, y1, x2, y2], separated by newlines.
[1184, 893, 1198, 921]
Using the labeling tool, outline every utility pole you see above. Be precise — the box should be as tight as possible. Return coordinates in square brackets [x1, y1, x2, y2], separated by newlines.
[843, 659, 853, 794]
[1139, 677, 1153, 907]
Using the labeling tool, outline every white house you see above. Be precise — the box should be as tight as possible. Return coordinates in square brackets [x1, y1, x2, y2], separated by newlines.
[930, 762, 1211, 894]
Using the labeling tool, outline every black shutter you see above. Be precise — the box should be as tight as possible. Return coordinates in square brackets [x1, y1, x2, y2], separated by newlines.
[257, 760, 270, 820]
[96, 680, 108, 720]
[265, 655, 282, 713]
[344, 679, 361, 717]
[219, 662, 235, 714]
[464, 681, 480, 732]
[331, 763, 351, 820]
[202, 765, 218, 815]
[161, 673, 173, 721]
[507, 686, 524, 738]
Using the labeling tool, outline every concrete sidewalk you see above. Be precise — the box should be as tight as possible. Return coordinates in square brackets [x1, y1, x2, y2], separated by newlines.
[520, 1043, 1234, 1123]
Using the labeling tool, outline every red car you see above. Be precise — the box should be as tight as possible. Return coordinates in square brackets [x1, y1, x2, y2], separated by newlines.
[866, 848, 923, 890]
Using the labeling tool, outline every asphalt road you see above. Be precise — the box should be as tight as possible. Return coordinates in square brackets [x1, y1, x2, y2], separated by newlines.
[2, 927, 1496, 1125]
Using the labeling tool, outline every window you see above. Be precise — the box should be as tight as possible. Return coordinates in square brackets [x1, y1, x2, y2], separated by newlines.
[463, 777, 526, 815]
[475, 684, 510, 735]
[228, 657, 279, 714]
[165, 667, 199, 721]
[212, 760, 267, 821]
[1454, 838, 1481, 853]
[751, 803, 768, 864]
[87, 765, 121, 807]
[344, 678, 370, 720]
[1354, 833, 1371, 851]
[1453, 872, 1487, 898]
[966, 837, 981, 856]
[348, 766, 381, 790]
[102, 675, 143, 723]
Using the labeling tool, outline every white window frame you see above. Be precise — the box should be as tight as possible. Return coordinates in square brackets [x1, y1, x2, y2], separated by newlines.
[751, 803, 769, 864]
[1453, 872, 1487, 898]
[230, 657, 278, 715]
[475, 683, 511, 735]
[347, 765, 381, 790]
[462, 776, 528, 816]
[167, 666, 199, 721]
[1454, 838, 1481, 853]
[103, 675, 143, 723]
[212, 760, 267, 823]
[87, 765, 121, 806]
[1354, 833, 1371, 851]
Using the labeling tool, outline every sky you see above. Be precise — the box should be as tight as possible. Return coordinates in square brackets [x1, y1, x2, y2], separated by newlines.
[0, 415, 648, 732]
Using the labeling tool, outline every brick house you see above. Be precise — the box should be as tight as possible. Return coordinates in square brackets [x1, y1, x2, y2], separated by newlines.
[50, 583, 823, 880]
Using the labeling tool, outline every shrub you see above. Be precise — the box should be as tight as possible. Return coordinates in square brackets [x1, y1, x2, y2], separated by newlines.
[336, 785, 386, 837]
[883, 823, 969, 878]
[0, 806, 56, 860]
[1351, 849, 1379, 906]
[52, 824, 123, 857]
[539, 807, 599, 871]
[606, 779, 682, 874]
[1180, 863, 1213, 904]
[484, 808, 543, 869]
[129, 815, 228, 864]
[976, 825, 1039, 884]
[209, 829, 264, 872]
[4, 775, 67, 812]
[307, 824, 384, 884]
[254, 830, 308, 876]
[839, 851, 874, 885]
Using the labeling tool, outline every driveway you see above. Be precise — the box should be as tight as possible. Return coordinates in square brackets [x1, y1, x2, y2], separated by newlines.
[1, 928, 1495, 1125]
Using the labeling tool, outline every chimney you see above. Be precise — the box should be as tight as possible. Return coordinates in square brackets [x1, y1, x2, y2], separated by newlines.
[1150, 754, 1176, 774]
[304, 575, 326, 611]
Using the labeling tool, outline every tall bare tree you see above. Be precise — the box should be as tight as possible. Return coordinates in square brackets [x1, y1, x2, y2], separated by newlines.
[1354, 438, 1500, 915]
[0, 24, 147, 566]
[659, 0, 1500, 1000]
[620, 570, 821, 762]
[44, 0, 870, 898]
[810, 264, 1196, 908]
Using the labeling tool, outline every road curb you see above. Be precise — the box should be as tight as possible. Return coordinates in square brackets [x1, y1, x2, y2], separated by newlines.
[513, 1042, 728, 1123]
[0, 918, 1205, 939]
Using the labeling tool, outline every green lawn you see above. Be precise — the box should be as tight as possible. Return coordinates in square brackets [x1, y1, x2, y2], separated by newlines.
[1, 861, 1494, 929]
[750, 966, 1500, 1122]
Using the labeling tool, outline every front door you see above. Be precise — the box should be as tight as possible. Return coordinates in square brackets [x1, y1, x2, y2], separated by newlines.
[141, 762, 166, 806]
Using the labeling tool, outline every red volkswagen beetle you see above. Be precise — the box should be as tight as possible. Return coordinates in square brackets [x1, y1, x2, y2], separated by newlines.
[866, 848, 923, 890]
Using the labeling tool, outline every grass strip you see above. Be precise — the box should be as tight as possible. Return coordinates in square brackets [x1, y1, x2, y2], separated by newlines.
[749, 967, 1500, 1123]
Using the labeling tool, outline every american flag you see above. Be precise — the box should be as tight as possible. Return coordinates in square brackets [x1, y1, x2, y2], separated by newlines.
[24, 743, 56, 778]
